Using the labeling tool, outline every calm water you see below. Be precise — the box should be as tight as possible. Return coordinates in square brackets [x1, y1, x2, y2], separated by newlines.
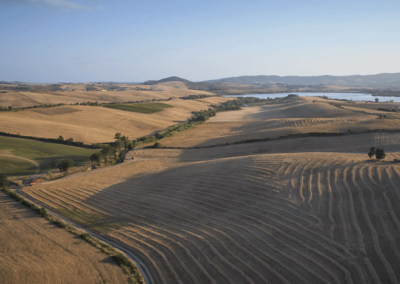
[225, 92, 400, 103]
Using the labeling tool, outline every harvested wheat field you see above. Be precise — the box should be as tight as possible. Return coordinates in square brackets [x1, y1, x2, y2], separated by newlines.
[160, 100, 400, 147]
[23, 136, 400, 283]
[0, 97, 231, 144]
[0, 81, 216, 108]
[0, 191, 129, 284]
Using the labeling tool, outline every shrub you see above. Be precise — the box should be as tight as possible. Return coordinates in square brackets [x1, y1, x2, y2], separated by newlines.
[0, 173, 9, 189]
[153, 142, 162, 148]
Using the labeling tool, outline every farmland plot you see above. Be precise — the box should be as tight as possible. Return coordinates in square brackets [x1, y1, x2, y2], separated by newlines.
[23, 148, 400, 283]
[0, 97, 231, 144]
[159, 100, 400, 148]
[0, 191, 129, 284]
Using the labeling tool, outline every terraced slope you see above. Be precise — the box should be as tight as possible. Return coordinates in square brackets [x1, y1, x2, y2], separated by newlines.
[23, 145, 400, 283]
[0, 97, 230, 144]
[159, 100, 400, 147]
[0, 191, 129, 284]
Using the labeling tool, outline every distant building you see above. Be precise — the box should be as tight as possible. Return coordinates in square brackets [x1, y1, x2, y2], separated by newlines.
[243, 104, 249, 107]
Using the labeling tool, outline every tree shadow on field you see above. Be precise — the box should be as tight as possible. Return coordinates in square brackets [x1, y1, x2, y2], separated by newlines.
[100, 256, 120, 267]
[36, 155, 91, 169]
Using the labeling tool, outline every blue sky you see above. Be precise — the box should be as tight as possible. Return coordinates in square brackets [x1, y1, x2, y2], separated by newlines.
[0, 0, 399, 82]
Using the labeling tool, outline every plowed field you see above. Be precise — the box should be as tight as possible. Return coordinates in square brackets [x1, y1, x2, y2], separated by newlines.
[23, 134, 400, 283]
[159, 100, 400, 147]
[0, 191, 128, 284]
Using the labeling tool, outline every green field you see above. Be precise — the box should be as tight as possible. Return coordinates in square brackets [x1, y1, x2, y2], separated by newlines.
[103, 102, 173, 113]
[0, 136, 99, 175]
[0, 156, 37, 175]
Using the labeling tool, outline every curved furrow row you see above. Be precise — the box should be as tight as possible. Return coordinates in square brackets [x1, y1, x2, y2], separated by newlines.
[84, 191, 293, 283]
[115, 185, 354, 284]
[36, 186, 231, 284]
[321, 158, 346, 241]
[383, 168, 400, 232]
[307, 159, 324, 213]
[39, 185, 284, 280]
[364, 167, 400, 262]
[135, 223, 241, 284]
[298, 159, 318, 204]
[65, 182, 348, 284]
[341, 163, 367, 254]
[353, 166, 399, 284]
[125, 225, 247, 284]
[123, 228, 214, 284]
[114, 230, 181, 284]
[392, 167, 400, 200]
[331, 167, 352, 250]
[173, 169, 322, 224]
[299, 159, 321, 207]
[288, 161, 303, 201]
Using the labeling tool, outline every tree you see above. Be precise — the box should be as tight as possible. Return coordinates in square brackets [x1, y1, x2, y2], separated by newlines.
[375, 98, 379, 103]
[154, 142, 162, 148]
[101, 146, 116, 164]
[52, 159, 74, 171]
[57, 135, 64, 142]
[368, 147, 386, 160]
[375, 148, 386, 160]
[90, 153, 103, 166]
[114, 133, 122, 140]
[368, 147, 376, 158]
[113, 140, 124, 150]
[0, 173, 9, 189]
[66, 137, 74, 144]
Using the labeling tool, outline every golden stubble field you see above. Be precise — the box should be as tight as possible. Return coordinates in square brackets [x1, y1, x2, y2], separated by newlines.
[14, 95, 400, 283]
[23, 129, 400, 283]
[159, 99, 400, 147]
[0, 97, 231, 144]
[0, 191, 129, 284]
[0, 82, 216, 108]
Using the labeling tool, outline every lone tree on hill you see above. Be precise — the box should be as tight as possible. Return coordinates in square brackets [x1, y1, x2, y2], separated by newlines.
[368, 147, 386, 160]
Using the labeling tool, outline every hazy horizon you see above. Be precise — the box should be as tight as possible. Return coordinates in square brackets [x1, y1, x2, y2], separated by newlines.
[1, 0, 399, 83]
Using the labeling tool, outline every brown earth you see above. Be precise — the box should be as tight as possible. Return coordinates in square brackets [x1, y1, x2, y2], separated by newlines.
[0, 97, 231, 144]
[0, 191, 129, 284]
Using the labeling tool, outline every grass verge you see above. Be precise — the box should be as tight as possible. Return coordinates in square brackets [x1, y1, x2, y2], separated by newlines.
[103, 102, 173, 114]
[0, 187, 143, 284]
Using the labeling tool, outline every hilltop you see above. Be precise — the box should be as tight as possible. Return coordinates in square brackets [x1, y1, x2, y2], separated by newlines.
[143, 76, 192, 85]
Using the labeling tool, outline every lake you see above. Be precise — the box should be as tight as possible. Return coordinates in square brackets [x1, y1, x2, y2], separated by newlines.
[225, 92, 400, 102]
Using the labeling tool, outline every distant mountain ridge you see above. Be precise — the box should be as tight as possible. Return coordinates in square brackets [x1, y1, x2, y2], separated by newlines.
[205, 73, 400, 87]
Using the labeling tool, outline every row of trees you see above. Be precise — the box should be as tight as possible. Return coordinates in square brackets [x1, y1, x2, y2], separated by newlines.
[90, 133, 133, 166]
